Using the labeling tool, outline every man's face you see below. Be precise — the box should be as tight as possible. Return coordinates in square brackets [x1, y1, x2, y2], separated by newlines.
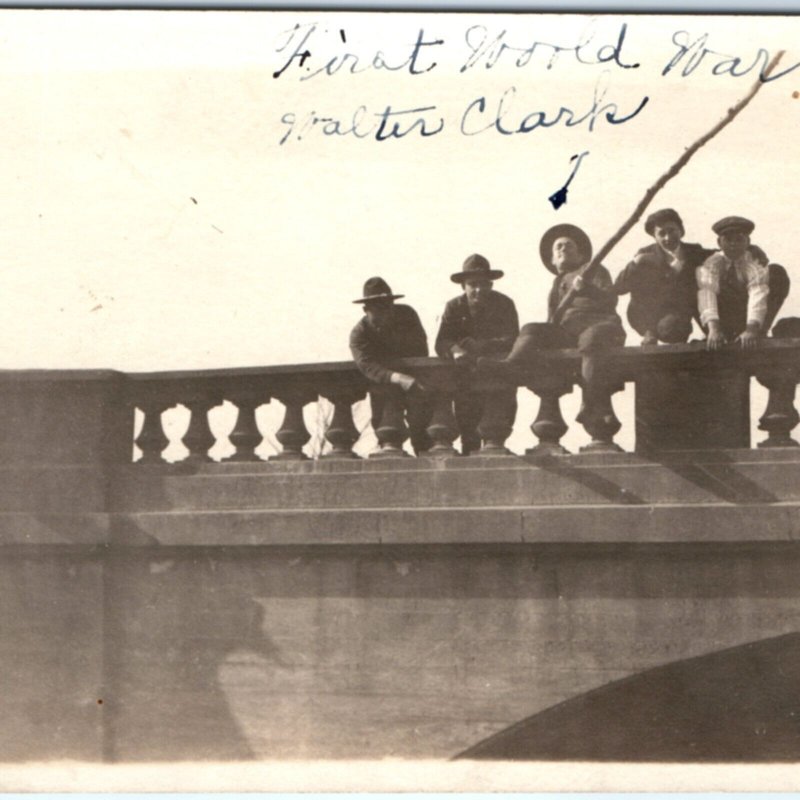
[653, 222, 683, 252]
[364, 298, 394, 329]
[551, 237, 581, 273]
[718, 230, 750, 260]
[463, 277, 492, 309]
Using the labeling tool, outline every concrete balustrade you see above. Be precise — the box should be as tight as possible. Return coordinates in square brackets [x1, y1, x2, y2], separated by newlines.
[3, 337, 798, 469]
[2, 340, 800, 762]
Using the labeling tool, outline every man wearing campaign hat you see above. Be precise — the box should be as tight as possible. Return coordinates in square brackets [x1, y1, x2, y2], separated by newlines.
[435, 253, 520, 454]
[349, 276, 433, 454]
[480, 224, 625, 424]
[697, 216, 790, 350]
[615, 208, 713, 344]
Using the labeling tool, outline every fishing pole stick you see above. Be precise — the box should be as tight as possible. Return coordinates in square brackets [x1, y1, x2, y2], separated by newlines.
[551, 50, 785, 325]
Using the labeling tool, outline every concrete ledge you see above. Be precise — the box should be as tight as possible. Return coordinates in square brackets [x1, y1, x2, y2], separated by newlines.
[1, 503, 797, 547]
[103, 503, 800, 546]
[111, 452, 800, 511]
[0, 512, 111, 545]
[0, 467, 107, 512]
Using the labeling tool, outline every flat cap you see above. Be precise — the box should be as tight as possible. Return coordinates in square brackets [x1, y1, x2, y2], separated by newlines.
[645, 208, 684, 236]
[712, 216, 755, 237]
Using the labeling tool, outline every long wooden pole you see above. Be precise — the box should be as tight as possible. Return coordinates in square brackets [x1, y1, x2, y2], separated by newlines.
[551, 50, 785, 325]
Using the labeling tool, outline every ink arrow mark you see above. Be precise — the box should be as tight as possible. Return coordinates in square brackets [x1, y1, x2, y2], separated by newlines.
[549, 151, 589, 210]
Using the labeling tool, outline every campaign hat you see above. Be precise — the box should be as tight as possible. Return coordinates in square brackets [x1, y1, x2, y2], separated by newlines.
[539, 223, 592, 274]
[352, 277, 404, 304]
[450, 253, 504, 283]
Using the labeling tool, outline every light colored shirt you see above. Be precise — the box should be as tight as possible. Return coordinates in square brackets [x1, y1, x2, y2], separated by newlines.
[662, 243, 686, 273]
[696, 250, 769, 327]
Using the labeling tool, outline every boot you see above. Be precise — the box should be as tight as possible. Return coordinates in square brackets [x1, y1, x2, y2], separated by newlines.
[476, 330, 539, 378]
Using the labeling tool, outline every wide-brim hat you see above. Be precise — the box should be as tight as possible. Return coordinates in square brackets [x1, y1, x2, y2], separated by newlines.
[645, 208, 684, 237]
[539, 224, 593, 274]
[352, 276, 404, 304]
[712, 216, 755, 237]
[450, 253, 504, 283]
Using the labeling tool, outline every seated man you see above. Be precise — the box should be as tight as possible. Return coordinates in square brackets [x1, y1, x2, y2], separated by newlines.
[614, 208, 712, 344]
[349, 276, 432, 454]
[435, 253, 519, 455]
[479, 224, 625, 424]
[697, 216, 790, 351]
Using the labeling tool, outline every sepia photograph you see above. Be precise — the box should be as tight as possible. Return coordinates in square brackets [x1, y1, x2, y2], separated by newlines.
[1, 6, 800, 791]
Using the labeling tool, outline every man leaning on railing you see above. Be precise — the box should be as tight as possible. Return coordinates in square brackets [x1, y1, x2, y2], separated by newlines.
[348, 276, 433, 455]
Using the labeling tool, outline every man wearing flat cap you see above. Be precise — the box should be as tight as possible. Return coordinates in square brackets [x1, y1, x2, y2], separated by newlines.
[697, 216, 790, 350]
[349, 276, 433, 454]
[480, 224, 625, 422]
[615, 208, 712, 344]
[435, 254, 519, 454]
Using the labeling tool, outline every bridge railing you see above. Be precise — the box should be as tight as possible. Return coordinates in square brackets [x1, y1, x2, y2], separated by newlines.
[0, 337, 798, 468]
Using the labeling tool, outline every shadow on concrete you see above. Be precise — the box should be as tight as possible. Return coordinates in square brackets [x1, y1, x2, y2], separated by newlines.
[654, 451, 780, 505]
[525, 454, 646, 505]
[455, 632, 800, 761]
[11, 502, 287, 762]
[103, 545, 287, 762]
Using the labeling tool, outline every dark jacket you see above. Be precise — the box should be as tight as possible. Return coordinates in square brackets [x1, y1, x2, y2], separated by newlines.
[349, 304, 428, 384]
[435, 290, 519, 359]
[614, 241, 712, 316]
[548, 265, 620, 325]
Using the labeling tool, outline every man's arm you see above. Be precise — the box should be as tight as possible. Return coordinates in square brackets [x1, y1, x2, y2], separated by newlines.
[400, 305, 429, 357]
[349, 323, 395, 384]
[738, 256, 770, 349]
[614, 246, 653, 296]
[745, 257, 769, 332]
[697, 254, 723, 327]
[696, 254, 725, 350]
[573, 265, 618, 310]
[434, 299, 463, 359]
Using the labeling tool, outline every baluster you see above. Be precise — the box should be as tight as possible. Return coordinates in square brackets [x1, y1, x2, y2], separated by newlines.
[578, 382, 624, 453]
[425, 391, 458, 457]
[182, 394, 220, 464]
[371, 387, 409, 458]
[272, 391, 312, 461]
[757, 366, 800, 448]
[320, 389, 364, 459]
[526, 374, 574, 456]
[476, 390, 514, 456]
[135, 400, 171, 465]
[226, 391, 267, 462]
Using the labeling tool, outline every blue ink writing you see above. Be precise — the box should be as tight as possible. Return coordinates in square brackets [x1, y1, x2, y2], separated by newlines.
[273, 22, 444, 80]
[460, 73, 648, 137]
[663, 31, 800, 82]
[460, 21, 639, 73]
[279, 104, 445, 144]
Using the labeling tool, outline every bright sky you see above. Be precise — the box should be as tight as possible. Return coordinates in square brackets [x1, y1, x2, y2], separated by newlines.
[1, 10, 798, 452]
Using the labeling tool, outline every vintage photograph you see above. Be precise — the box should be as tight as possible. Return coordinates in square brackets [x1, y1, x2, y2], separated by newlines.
[1, 7, 800, 790]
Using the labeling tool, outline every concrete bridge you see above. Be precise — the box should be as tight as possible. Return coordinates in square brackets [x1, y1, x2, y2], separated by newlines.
[2, 338, 800, 762]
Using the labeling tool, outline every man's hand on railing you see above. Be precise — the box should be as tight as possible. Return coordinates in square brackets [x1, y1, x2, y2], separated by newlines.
[390, 372, 426, 393]
[705, 322, 727, 351]
[450, 343, 472, 364]
[736, 323, 762, 351]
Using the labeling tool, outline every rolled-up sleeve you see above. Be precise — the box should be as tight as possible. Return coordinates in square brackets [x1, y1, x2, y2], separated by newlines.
[697, 254, 724, 326]
[746, 261, 770, 328]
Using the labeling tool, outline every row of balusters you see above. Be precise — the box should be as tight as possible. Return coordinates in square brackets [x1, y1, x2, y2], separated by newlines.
[133, 378, 599, 464]
[132, 367, 800, 464]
